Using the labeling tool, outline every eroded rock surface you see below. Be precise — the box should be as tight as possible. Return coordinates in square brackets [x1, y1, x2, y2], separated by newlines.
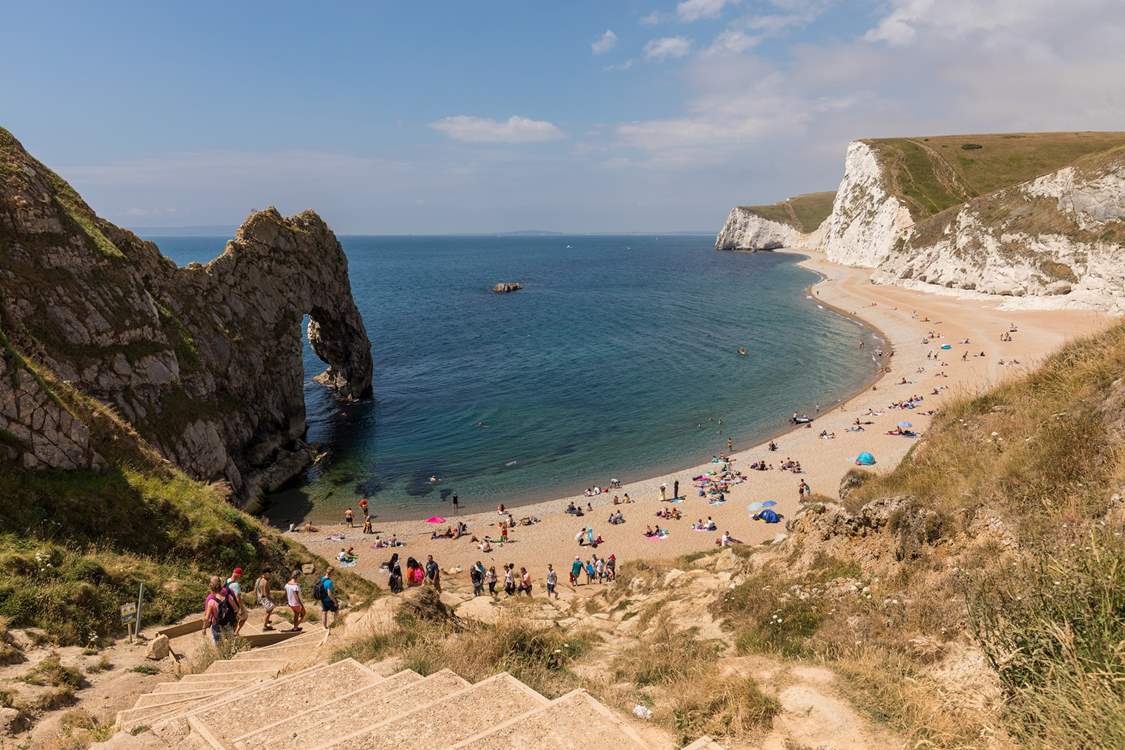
[0, 128, 372, 500]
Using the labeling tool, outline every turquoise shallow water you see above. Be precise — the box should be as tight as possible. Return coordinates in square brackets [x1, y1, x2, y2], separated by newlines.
[152, 235, 880, 520]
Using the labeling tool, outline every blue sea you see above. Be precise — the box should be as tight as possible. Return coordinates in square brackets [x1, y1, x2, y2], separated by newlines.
[152, 234, 881, 520]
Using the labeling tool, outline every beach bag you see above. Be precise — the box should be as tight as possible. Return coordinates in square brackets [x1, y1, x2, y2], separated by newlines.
[313, 577, 327, 601]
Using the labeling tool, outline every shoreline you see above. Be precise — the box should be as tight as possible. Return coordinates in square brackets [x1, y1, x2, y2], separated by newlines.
[268, 249, 888, 524]
[288, 250, 1113, 582]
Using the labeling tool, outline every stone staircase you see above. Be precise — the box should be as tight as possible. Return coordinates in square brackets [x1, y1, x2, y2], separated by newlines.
[109, 629, 724, 750]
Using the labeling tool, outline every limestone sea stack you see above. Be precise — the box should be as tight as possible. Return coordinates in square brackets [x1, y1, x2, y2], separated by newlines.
[492, 282, 523, 293]
[0, 127, 373, 503]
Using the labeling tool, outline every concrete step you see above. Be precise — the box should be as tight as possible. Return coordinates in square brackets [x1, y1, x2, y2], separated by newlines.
[319, 672, 549, 750]
[149, 661, 351, 746]
[681, 737, 725, 750]
[233, 669, 461, 749]
[204, 658, 287, 676]
[452, 688, 652, 750]
[154, 680, 262, 695]
[116, 693, 216, 732]
[134, 688, 227, 708]
[186, 658, 382, 747]
[181, 671, 275, 685]
[233, 641, 312, 662]
[450, 689, 652, 749]
[251, 628, 326, 652]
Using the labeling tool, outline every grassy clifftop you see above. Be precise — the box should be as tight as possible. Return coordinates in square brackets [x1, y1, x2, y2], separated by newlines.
[740, 191, 836, 233]
[864, 131, 1125, 220]
[0, 331, 376, 644]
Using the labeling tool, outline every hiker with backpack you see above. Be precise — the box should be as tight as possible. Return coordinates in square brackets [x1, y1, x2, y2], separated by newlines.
[285, 570, 305, 632]
[316, 568, 339, 628]
[203, 575, 237, 643]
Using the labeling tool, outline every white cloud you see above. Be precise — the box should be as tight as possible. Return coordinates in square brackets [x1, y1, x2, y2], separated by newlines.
[677, 0, 738, 22]
[640, 11, 665, 25]
[592, 29, 618, 54]
[429, 115, 566, 144]
[643, 36, 693, 61]
[864, 0, 1075, 46]
[604, 59, 636, 72]
[704, 29, 760, 55]
[614, 0, 1125, 174]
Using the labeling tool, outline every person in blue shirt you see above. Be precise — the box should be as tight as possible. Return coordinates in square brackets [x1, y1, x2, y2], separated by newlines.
[570, 556, 583, 587]
[319, 568, 338, 627]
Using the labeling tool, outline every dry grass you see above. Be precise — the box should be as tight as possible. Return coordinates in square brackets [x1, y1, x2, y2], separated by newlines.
[836, 648, 1004, 750]
[333, 588, 592, 699]
[821, 321, 1125, 748]
[610, 616, 779, 744]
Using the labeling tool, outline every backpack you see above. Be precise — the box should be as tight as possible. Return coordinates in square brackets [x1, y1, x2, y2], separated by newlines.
[213, 589, 236, 627]
[313, 577, 327, 601]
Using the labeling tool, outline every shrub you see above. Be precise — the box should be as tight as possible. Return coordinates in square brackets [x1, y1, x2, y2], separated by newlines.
[21, 653, 85, 689]
[961, 143, 983, 150]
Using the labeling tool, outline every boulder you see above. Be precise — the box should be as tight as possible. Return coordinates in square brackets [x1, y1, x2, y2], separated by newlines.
[145, 633, 170, 661]
[491, 282, 522, 293]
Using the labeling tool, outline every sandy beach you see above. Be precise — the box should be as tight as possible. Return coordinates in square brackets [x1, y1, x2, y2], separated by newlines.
[295, 251, 1112, 588]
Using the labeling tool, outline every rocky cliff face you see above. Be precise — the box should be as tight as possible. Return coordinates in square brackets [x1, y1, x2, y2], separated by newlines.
[877, 150, 1125, 311]
[0, 129, 373, 501]
[714, 206, 806, 251]
[819, 141, 915, 268]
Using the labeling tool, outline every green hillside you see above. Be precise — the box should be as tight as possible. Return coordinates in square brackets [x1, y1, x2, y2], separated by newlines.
[0, 330, 377, 644]
[865, 131, 1125, 220]
[742, 191, 836, 233]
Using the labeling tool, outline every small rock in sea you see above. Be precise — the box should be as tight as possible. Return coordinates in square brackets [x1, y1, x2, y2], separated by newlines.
[492, 282, 523, 294]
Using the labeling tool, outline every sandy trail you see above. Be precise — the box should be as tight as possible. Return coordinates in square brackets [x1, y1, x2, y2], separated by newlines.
[294, 252, 1111, 589]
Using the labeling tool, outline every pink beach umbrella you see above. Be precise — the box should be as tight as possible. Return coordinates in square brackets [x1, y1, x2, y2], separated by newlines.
[425, 516, 447, 524]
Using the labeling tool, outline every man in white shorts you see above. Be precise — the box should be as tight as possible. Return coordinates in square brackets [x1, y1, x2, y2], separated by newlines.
[255, 567, 275, 631]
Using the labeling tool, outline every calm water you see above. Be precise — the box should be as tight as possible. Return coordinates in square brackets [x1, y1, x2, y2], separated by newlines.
[152, 235, 880, 520]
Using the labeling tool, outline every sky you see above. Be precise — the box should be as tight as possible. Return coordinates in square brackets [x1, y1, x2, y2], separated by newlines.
[3, 0, 1125, 234]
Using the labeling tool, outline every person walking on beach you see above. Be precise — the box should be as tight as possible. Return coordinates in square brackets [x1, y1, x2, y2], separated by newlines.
[585, 559, 596, 585]
[673, 480, 680, 500]
[546, 564, 559, 599]
[358, 497, 369, 518]
[660, 483, 667, 501]
[470, 560, 485, 596]
[503, 564, 516, 596]
[255, 568, 275, 631]
[425, 555, 441, 592]
[570, 556, 583, 587]
[518, 567, 532, 597]
[344, 507, 354, 527]
[798, 479, 811, 501]
[285, 570, 305, 632]
[486, 565, 498, 597]
[385, 553, 403, 594]
[452, 495, 460, 514]
[317, 567, 338, 628]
